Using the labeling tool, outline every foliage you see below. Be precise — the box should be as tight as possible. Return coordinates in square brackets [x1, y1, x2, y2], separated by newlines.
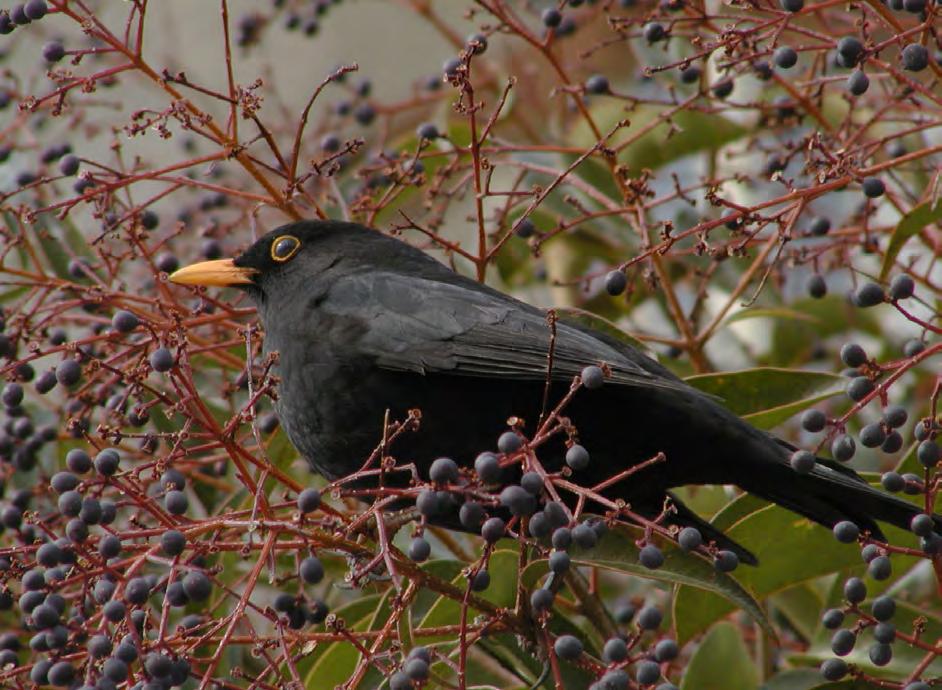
[0, 1, 939, 689]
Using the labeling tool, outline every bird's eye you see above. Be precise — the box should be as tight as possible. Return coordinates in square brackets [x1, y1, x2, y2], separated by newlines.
[271, 235, 300, 262]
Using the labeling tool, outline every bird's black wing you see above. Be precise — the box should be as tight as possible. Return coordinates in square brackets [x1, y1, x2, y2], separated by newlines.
[321, 271, 694, 394]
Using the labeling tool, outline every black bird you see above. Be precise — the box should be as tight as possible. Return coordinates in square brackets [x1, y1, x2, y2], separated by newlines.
[170, 220, 940, 563]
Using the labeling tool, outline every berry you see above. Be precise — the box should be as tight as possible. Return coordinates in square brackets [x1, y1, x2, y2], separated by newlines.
[466, 32, 487, 54]
[917, 440, 940, 467]
[529, 511, 551, 539]
[99, 534, 121, 559]
[530, 587, 554, 611]
[459, 501, 484, 529]
[677, 527, 702, 551]
[24, 0, 47, 20]
[604, 270, 627, 296]
[873, 622, 895, 643]
[637, 605, 663, 630]
[43, 40, 65, 62]
[353, 103, 375, 126]
[883, 405, 907, 428]
[881, 471, 904, 492]
[429, 456, 459, 483]
[497, 431, 523, 453]
[566, 444, 590, 470]
[542, 8, 562, 27]
[552, 527, 572, 549]
[715, 550, 739, 572]
[808, 216, 830, 235]
[470, 569, 490, 591]
[711, 78, 734, 99]
[847, 70, 869, 95]
[910, 513, 934, 537]
[89, 634, 113, 658]
[554, 634, 583, 660]
[521, 471, 544, 496]
[888, 274, 915, 300]
[165, 490, 188, 515]
[636, 660, 661, 685]
[149, 347, 175, 372]
[820, 658, 847, 681]
[837, 37, 865, 67]
[47, 661, 74, 687]
[840, 342, 867, 367]
[145, 652, 172, 678]
[833, 521, 859, 543]
[881, 430, 904, 452]
[416, 123, 439, 140]
[55, 358, 81, 386]
[474, 452, 501, 482]
[643, 22, 666, 43]
[869, 643, 892, 666]
[843, 576, 866, 603]
[831, 434, 856, 462]
[901, 44, 929, 72]
[801, 409, 827, 432]
[774, 46, 798, 69]
[161, 529, 186, 556]
[846, 376, 874, 401]
[155, 252, 179, 273]
[544, 501, 568, 528]
[639, 544, 664, 569]
[603, 637, 629, 663]
[182, 571, 212, 601]
[572, 523, 598, 549]
[859, 423, 886, 448]
[831, 629, 856, 655]
[481, 517, 506, 543]
[515, 218, 535, 238]
[821, 608, 844, 629]
[790, 449, 816, 474]
[549, 550, 570, 574]
[34, 369, 57, 394]
[779, 0, 803, 10]
[679, 65, 701, 84]
[140, 209, 159, 230]
[861, 177, 885, 199]
[807, 274, 827, 298]
[585, 74, 610, 94]
[111, 310, 140, 333]
[581, 365, 604, 389]
[655, 639, 679, 661]
[297, 487, 321, 512]
[408, 537, 431, 562]
[500, 485, 536, 516]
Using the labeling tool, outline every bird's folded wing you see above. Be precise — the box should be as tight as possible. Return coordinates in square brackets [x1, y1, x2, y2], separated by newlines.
[322, 272, 693, 394]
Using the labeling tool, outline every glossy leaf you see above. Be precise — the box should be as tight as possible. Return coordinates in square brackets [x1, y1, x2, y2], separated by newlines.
[679, 622, 758, 690]
[880, 199, 942, 280]
[673, 499, 862, 644]
[522, 523, 773, 638]
[685, 367, 845, 430]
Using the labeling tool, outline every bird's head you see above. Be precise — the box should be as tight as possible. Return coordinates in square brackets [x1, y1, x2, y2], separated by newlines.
[168, 220, 380, 299]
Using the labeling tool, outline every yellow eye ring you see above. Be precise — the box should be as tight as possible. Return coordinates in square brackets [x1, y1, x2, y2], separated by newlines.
[271, 235, 301, 262]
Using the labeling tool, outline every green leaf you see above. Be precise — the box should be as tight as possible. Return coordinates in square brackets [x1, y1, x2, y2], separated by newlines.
[770, 583, 824, 642]
[769, 295, 879, 367]
[522, 523, 773, 638]
[302, 595, 384, 685]
[879, 199, 942, 280]
[684, 367, 845, 430]
[555, 307, 654, 356]
[418, 550, 519, 639]
[759, 669, 882, 690]
[570, 104, 748, 172]
[799, 598, 942, 679]
[680, 622, 758, 690]
[674, 500, 862, 644]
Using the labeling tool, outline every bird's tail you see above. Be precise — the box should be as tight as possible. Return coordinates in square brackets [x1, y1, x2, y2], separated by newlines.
[740, 454, 942, 541]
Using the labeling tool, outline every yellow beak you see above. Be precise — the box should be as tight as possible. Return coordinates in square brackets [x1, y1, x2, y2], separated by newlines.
[168, 259, 257, 287]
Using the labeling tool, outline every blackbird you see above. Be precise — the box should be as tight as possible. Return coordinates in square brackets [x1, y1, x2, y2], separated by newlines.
[171, 220, 941, 563]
